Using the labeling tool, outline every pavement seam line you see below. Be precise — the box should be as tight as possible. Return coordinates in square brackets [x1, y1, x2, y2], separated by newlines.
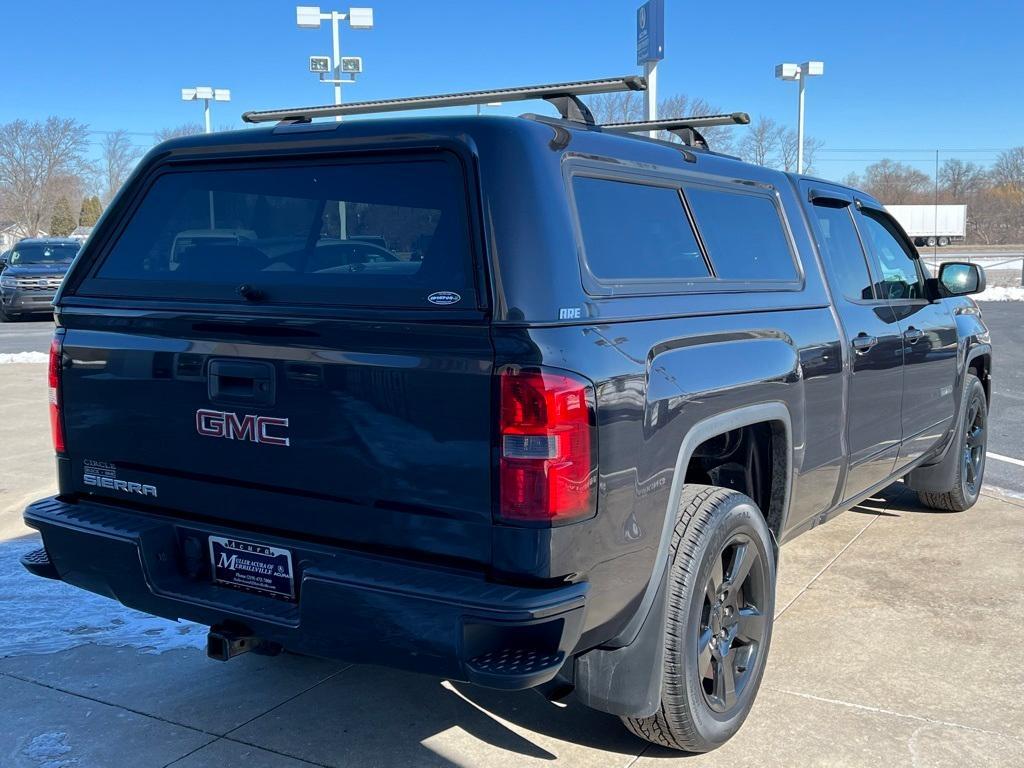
[984, 490, 1024, 509]
[164, 737, 330, 768]
[0, 668, 222, 738]
[222, 663, 353, 738]
[158, 736, 222, 768]
[769, 687, 1024, 744]
[775, 512, 880, 619]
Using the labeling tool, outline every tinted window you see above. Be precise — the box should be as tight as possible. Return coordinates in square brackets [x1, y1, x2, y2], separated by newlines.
[573, 176, 708, 281]
[10, 243, 79, 265]
[811, 204, 874, 301]
[685, 187, 798, 281]
[86, 156, 474, 309]
[856, 211, 924, 300]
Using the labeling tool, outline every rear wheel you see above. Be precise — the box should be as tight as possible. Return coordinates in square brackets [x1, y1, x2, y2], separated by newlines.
[926, 236, 937, 247]
[919, 374, 987, 512]
[622, 485, 775, 752]
[938, 236, 950, 246]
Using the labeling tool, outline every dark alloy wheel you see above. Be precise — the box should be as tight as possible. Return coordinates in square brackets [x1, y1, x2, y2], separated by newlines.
[919, 373, 987, 512]
[622, 485, 776, 752]
[699, 534, 770, 713]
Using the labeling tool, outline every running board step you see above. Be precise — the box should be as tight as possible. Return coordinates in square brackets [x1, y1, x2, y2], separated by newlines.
[20, 546, 60, 580]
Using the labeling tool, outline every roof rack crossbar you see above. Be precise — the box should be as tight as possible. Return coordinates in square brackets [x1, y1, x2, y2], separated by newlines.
[601, 112, 750, 147]
[242, 76, 646, 125]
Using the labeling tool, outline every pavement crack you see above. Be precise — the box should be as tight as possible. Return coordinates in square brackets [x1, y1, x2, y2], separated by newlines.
[775, 512, 880, 619]
[769, 687, 1024, 744]
[0, 670, 221, 738]
[222, 663, 352, 737]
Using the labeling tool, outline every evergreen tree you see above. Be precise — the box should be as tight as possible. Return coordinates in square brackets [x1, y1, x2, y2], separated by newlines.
[50, 196, 76, 236]
[79, 195, 103, 227]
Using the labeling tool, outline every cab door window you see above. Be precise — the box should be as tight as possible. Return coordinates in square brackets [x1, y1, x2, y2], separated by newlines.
[856, 210, 925, 300]
[810, 202, 875, 302]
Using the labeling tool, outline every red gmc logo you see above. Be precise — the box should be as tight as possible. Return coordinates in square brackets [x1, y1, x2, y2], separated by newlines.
[196, 409, 290, 447]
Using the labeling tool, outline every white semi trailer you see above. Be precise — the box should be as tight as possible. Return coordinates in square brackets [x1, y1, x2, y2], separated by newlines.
[885, 204, 967, 247]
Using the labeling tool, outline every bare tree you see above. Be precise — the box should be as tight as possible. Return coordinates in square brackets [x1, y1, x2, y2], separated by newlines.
[738, 116, 783, 167]
[990, 146, 1024, 191]
[938, 158, 987, 201]
[800, 136, 824, 176]
[0, 117, 92, 236]
[102, 130, 144, 204]
[860, 159, 931, 203]
[154, 123, 205, 143]
[585, 92, 643, 124]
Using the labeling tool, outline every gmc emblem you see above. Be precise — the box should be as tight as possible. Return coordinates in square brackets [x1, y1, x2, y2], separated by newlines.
[196, 408, 290, 447]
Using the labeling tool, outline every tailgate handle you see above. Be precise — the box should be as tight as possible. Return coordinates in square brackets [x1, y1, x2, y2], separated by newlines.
[208, 360, 276, 406]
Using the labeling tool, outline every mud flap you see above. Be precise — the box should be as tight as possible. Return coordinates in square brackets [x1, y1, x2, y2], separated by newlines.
[573, 568, 668, 718]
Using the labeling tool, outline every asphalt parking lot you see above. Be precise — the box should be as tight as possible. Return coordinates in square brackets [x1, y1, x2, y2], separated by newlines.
[1, 303, 1022, 767]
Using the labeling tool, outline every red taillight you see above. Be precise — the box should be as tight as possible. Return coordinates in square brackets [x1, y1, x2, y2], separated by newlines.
[499, 367, 596, 523]
[48, 334, 65, 453]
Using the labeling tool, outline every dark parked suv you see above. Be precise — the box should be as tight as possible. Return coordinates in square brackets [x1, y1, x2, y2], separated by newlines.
[0, 238, 79, 321]
[21, 78, 992, 752]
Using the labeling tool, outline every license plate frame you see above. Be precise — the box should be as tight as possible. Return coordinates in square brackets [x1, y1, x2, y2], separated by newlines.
[209, 536, 295, 601]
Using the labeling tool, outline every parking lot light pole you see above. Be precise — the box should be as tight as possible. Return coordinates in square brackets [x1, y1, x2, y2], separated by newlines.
[297, 6, 374, 123]
[476, 101, 502, 115]
[774, 61, 824, 174]
[180, 87, 231, 134]
[180, 88, 230, 228]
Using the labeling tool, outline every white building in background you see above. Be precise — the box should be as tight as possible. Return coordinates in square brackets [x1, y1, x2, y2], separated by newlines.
[0, 222, 46, 251]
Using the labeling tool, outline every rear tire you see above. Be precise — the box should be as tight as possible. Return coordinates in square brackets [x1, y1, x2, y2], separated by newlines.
[918, 374, 987, 512]
[622, 485, 776, 752]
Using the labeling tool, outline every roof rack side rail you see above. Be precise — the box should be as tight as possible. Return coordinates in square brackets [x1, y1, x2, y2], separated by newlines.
[242, 76, 647, 126]
[600, 112, 750, 148]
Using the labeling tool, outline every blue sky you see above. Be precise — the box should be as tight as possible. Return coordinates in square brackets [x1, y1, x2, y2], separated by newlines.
[3, 0, 1022, 180]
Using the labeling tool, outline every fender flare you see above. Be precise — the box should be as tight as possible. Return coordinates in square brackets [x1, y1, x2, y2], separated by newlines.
[574, 402, 793, 718]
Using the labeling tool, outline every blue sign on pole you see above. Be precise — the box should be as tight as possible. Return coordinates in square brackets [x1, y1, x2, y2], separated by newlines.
[636, 0, 665, 65]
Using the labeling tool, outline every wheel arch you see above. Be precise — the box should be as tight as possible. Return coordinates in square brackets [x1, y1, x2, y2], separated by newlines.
[573, 402, 792, 718]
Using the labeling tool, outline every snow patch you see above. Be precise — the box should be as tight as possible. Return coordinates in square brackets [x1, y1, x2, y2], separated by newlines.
[0, 536, 205, 658]
[22, 731, 75, 768]
[976, 285, 1024, 302]
[0, 351, 48, 364]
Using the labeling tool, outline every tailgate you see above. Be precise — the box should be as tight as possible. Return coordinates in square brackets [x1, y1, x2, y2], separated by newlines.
[59, 317, 494, 564]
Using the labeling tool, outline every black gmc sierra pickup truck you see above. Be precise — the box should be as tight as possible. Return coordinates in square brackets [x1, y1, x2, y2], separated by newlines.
[20, 77, 992, 752]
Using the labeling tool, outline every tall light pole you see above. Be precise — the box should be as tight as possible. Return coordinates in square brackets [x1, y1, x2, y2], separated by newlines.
[476, 101, 502, 116]
[775, 61, 823, 174]
[297, 6, 373, 122]
[181, 87, 231, 134]
[180, 88, 230, 228]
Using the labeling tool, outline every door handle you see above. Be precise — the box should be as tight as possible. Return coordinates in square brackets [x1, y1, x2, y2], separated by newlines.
[904, 326, 924, 344]
[851, 333, 878, 354]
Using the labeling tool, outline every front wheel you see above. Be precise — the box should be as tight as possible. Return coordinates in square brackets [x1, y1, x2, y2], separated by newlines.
[622, 485, 776, 752]
[918, 374, 987, 512]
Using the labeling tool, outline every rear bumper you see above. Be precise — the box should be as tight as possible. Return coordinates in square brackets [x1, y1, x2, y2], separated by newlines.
[24, 496, 587, 690]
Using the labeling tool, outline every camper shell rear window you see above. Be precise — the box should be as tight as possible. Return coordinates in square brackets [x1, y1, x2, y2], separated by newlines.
[77, 151, 478, 310]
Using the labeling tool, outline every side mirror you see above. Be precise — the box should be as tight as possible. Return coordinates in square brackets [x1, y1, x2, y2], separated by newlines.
[937, 261, 986, 297]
